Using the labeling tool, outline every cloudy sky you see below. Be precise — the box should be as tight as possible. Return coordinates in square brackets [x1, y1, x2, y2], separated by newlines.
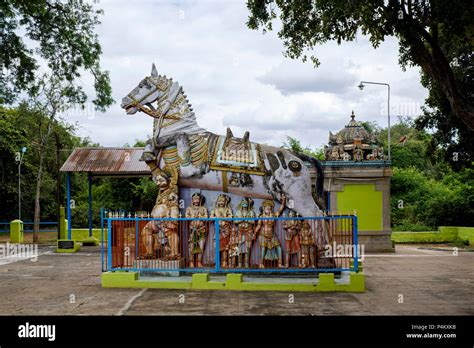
[63, 0, 428, 149]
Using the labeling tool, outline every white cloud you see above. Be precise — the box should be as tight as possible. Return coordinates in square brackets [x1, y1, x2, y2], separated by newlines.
[258, 59, 358, 95]
[59, 0, 428, 149]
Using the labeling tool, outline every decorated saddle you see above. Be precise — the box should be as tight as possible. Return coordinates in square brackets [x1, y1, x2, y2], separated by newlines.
[210, 128, 265, 175]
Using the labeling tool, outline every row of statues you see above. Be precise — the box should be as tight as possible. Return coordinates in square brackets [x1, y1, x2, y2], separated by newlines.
[326, 144, 384, 162]
[141, 190, 317, 269]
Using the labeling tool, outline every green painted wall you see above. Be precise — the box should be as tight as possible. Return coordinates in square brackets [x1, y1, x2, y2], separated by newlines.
[71, 228, 104, 241]
[337, 184, 382, 231]
[457, 227, 474, 246]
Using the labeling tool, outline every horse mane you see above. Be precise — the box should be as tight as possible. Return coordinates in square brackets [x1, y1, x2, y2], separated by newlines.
[152, 76, 205, 136]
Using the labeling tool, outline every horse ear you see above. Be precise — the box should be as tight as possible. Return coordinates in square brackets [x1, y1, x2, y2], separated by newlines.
[151, 63, 158, 77]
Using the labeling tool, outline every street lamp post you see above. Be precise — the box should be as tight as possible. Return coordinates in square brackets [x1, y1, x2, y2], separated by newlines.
[18, 147, 27, 220]
[358, 81, 391, 162]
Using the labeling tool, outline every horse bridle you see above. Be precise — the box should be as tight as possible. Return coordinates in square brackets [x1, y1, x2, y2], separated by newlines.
[126, 76, 182, 122]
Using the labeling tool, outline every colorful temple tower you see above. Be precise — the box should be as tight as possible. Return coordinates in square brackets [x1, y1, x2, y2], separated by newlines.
[322, 111, 394, 252]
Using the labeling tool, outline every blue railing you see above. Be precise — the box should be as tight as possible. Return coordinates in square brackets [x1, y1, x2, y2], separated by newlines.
[102, 213, 359, 275]
[0, 221, 58, 233]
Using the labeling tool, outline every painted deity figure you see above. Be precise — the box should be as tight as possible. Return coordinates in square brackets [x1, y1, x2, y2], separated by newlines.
[283, 209, 301, 268]
[342, 152, 351, 161]
[300, 220, 316, 268]
[234, 197, 256, 268]
[141, 166, 180, 259]
[210, 194, 233, 268]
[254, 194, 286, 268]
[185, 192, 208, 267]
[140, 222, 158, 258]
[353, 144, 364, 162]
[163, 191, 180, 260]
[329, 146, 340, 160]
[228, 224, 240, 268]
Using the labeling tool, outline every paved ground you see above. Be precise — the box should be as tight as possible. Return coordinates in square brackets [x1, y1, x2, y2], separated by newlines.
[0, 243, 472, 315]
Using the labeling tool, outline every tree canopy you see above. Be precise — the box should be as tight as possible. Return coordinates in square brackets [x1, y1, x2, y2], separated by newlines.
[0, 105, 157, 228]
[1, 0, 113, 110]
[283, 136, 324, 160]
[247, 0, 474, 166]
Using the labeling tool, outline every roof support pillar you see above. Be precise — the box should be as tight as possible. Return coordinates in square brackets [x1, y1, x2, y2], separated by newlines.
[67, 172, 72, 240]
[88, 172, 93, 237]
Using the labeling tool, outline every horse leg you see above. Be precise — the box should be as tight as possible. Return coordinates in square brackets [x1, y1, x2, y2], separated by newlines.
[176, 133, 201, 178]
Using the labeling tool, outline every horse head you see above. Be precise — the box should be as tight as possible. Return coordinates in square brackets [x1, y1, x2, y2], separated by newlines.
[121, 63, 172, 116]
[121, 64, 203, 140]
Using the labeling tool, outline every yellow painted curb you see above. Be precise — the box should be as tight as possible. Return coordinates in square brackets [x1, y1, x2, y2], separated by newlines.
[102, 272, 365, 292]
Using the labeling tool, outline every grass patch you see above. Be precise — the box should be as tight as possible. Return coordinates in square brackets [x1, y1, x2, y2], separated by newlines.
[392, 226, 474, 245]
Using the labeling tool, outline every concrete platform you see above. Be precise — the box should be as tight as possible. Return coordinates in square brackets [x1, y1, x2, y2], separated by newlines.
[102, 271, 365, 292]
[0, 243, 473, 315]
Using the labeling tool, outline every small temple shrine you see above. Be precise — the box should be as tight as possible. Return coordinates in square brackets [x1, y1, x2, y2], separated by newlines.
[320, 111, 394, 252]
[324, 111, 385, 162]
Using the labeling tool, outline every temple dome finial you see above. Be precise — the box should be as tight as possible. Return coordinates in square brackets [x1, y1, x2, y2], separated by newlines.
[347, 110, 358, 127]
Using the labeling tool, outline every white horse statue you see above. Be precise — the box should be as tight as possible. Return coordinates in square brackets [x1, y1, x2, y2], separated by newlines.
[121, 64, 326, 218]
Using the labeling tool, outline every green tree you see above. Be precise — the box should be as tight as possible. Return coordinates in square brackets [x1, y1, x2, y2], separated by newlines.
[283, 136, 324, 160]
[415, 27, 473, 168]
[360, 121, 380, 134]
[26, 74, 90, 241]
[246, 0, 474, 142]
[1, 0, 113, 109]
[0, 105, 82, 227]
[378, 117, 432, 171]
[391, 166, 473, 230]
[1, 0, 114, 240]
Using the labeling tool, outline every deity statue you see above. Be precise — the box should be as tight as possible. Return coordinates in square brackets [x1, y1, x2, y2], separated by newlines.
[253, 194, 286, 268]
[140, 165, 180, 259]
[228, 226, 240, 268]
[210, 194, 233, 268]
[163, 191, 180, 260]
[140, 221, 158, 258]
[229, 173, 240, 187]
[342, 152, 351, 161]
[185, 192, 208, 267]
[300, 220, 316, 268]
[329, 146, 340, 161]
[234, 197, 256, 268]
[283, 209, 301, 268]
[353, 145, 364, 162]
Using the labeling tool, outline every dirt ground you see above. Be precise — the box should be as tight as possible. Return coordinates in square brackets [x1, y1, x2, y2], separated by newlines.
[0, 232, 57, 243]
[0, 243, 472, 315]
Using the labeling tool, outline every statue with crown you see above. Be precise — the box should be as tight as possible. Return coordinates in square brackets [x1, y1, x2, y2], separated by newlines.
[121, 64, 331, 269]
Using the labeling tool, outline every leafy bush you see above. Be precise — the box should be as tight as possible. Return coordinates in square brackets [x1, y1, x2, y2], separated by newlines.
[391, 167, 473, 230]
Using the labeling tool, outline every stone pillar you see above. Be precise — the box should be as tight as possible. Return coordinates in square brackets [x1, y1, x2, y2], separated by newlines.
[323, 162, 394, 252]
[10, 220, 24, 243]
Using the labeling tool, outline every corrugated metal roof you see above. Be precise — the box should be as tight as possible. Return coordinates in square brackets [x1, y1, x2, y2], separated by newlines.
[60, 147, 151, 176]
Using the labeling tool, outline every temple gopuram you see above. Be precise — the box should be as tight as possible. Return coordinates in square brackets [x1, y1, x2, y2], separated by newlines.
[320, 111, 394, 252]
[324, 111, 385, 162]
